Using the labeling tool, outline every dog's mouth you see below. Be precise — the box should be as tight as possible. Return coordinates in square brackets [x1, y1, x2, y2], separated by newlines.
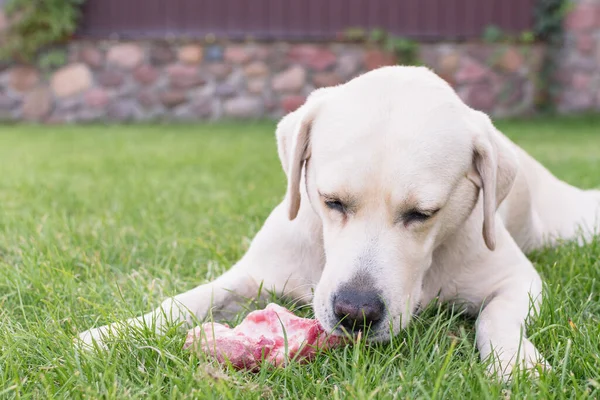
[318, 315, 389, 343]
[323, 302, 423, 343]
[323, 324, 395, 345]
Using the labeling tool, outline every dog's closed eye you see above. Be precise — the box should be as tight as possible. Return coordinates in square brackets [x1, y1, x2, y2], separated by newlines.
[325, 199, 346, 214]
[402, 208, 439, 226]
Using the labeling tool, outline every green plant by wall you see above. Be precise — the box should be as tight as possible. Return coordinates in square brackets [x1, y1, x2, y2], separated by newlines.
[481, 25, 505, 43]
[480, 1, 570, 113]
[478, 1, 570, 113]
[533, 0, 570, 113]
[533, 0, 570, 43]
[0, 0, 85, 63]
[343, 27, 421, 66]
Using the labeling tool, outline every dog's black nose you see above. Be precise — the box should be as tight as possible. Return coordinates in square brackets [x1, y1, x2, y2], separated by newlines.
[333, 289, 385, 332]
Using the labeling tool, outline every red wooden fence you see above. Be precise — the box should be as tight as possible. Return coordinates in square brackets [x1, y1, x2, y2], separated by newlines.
[77, 0, 537, 41]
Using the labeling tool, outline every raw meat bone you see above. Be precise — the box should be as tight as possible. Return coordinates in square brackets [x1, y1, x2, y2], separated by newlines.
[184, 303, 345, 370]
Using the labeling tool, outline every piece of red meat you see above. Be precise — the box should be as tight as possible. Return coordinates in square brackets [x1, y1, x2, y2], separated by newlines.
[184, 303, 344, 370]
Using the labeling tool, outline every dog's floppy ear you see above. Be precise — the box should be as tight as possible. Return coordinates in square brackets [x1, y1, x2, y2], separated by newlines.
[275, 87, 332, 220]
[468, 110, 519, 251]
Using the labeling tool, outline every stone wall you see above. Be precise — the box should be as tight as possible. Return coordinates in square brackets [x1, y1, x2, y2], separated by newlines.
[556, 0, 600, 112]
[0, 40, 545, 123]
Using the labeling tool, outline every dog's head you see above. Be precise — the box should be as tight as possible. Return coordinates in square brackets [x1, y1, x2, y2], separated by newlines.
[275, 66, 518, 341]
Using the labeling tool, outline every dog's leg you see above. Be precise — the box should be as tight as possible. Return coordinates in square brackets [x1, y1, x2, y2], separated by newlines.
[77, 198, 323, 349]
[475, 267, 548, 380]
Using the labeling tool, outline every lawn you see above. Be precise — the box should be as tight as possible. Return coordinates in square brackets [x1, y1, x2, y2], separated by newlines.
[1, 116, 600, 399]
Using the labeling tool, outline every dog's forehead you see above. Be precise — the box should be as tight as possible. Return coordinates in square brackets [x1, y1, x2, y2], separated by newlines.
[310, 72, 474, 199]
[314, 144, 467, 203]
[310, 70, 472, 151]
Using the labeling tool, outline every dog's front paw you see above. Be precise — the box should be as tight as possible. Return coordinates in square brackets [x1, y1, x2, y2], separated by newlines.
[76, 327, 109, 351]
[486, 339, 550, 381]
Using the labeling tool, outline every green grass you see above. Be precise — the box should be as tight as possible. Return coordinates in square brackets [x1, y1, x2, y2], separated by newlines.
[1, 116, 600, 399]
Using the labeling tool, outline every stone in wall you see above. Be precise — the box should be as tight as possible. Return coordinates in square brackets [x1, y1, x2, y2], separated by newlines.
[0, 9, 8, 33]
[51, 63, 92, 98]
[244, 62, 269, 78]
[287, 45, 337, 71]
[160, 90, 188, 108]
[97, 70, 125, 88]
[564, 1, 600, 31]
[133, 65, 159, 85]
[460, 81, 497, 112]
[207, 63, 232, 81]
[178, 45, 203, 65]
[556, 0, 600, 112]
[0, 93, 20, 119]
[247, 78, 266, 94]
[224, 96, 263, 118]
[313, 72, 342, 88]
[150, 44, 176, 65]
[204, 45, 224, 62]
[167, 64, 205, 89]
[22, 87, 52, 120]
[281, 95, 306, 113]
[77, 45, 104, 69]
[107, 43, 144, 69]
[455, 58, 488, 84]
[335, 51, 362, 80]
[8, 66, 39, 92]
[436, 51, 460, 85]
[215, 83, 237, 98]
[137, 90, 158, 109]
[497, 47, 524, 73]
[189, 96, 213, 118]
[84, 88, 109, 109]
[107, 99, 140, 121]
[272, 66, 306, 93]
[364, 49, 396, 70]
[225, 45, 253, 64]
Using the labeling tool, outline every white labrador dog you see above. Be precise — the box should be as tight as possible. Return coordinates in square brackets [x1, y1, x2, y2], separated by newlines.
[78, 66, 600, 378]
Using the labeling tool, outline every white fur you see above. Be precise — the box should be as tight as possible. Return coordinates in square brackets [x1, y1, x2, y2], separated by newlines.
[78, 66, 600, 380]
